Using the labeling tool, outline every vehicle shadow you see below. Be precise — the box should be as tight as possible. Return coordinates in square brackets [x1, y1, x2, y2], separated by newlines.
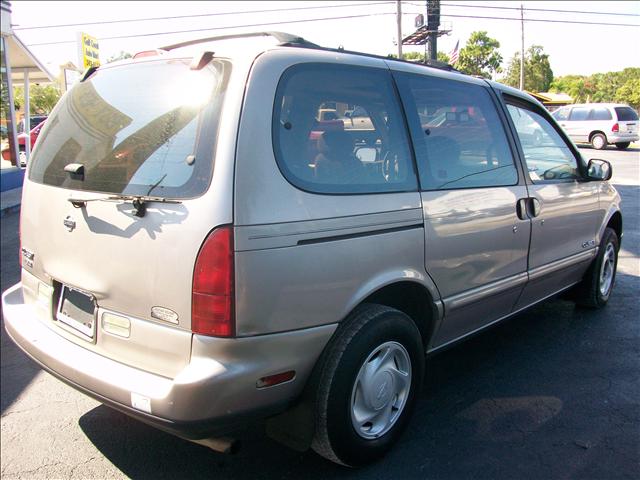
[578, 145, 639, 152]
[78, 274, 639, 479]
[0, 210, 42, 414]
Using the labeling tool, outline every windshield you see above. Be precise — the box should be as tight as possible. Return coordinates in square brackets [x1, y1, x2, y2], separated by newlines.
[29, 58, 229, 198]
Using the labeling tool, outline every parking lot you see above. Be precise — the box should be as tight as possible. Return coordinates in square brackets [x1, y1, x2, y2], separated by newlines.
[1, 146, 638, 480]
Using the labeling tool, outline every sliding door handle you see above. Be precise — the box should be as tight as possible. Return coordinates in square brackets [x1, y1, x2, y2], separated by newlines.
[530, 198, 541, 217]
[516, 198, 528, 220]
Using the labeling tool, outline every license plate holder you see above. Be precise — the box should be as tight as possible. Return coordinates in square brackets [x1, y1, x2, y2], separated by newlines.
[56, 286, 96, 339]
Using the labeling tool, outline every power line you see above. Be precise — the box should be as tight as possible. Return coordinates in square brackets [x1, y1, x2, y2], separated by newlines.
[13, 1, 394, 30]
[25, 12, 397, 47]
[405, 11, 639, 28]
[25, 8, 639, 48]
[406, 1, 640, 17]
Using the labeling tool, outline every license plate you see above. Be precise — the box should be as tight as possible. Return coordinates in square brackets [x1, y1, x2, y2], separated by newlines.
[56, 286, 96, 339]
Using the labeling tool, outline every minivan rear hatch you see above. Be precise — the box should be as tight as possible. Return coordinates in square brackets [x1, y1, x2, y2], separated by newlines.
[614, 106, 639, 135]
[21, 57, 230, 377]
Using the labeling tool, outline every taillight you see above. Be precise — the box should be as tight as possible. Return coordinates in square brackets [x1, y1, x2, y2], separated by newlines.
[612, 123, 619, 133]
[192, 226, 234, 337]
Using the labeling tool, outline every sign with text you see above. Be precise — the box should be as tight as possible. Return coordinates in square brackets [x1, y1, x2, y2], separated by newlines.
[77, 32, 100, 70]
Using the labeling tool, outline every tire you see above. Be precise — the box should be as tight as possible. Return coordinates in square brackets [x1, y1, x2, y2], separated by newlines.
[590, 133, 607, 150]
[615, 142, 630, 150]
[311, 304, 424, 466]
[574, 228, 619, 308]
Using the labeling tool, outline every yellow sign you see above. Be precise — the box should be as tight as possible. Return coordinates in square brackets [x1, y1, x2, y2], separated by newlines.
[78, 32, 100, 70]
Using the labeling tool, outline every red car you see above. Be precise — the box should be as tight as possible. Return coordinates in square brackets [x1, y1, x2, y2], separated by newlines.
[1, 118, 47, 167]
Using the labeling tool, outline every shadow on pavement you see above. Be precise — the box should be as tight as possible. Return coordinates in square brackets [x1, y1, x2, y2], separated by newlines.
[1, 211, 42, 414]
[79, 285, 639, 480]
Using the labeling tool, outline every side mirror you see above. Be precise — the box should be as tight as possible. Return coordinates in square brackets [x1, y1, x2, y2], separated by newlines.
[586, 158, 612, 181]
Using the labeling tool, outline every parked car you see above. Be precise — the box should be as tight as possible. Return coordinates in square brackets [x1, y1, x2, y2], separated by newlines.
[552, 103, 638, 150]
[2, 32, 622, 467]
[16, 115, 48, 134]
[0, 119, 47, 167]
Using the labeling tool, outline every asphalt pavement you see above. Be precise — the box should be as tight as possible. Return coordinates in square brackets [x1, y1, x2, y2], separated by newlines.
[1, 146, 638, 479]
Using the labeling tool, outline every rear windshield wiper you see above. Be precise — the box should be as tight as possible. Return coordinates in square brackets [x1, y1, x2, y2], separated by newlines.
[68, 194, 181, 217]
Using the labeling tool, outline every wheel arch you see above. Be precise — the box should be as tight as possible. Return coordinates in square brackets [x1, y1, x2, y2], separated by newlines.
[357, 279, 443, 351]
[589, 130, 608, 142]
[605, 210, 623, 245]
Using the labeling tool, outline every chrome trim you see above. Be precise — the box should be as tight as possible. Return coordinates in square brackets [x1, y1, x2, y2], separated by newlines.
[428, 281, 580, 355]
[528, 249, 596, 281]
[444, 272, 528, 311]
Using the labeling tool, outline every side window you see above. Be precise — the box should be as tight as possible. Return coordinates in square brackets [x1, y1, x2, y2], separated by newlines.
[569, 107, 590, 121]
[396, 73, 518, 190]
[272, 64, 417, 194]
[507, 104, 579, 183]
[590, 107, 612, 121]
[552, 107, 570, 121]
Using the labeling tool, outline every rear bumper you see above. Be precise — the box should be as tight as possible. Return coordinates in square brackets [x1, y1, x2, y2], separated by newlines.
[608, 134, 638, 144]
[2, 283, 336, 439]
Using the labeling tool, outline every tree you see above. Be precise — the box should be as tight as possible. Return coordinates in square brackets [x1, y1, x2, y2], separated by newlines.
[502, 45, 553, 92]
[13, 84, 62, 115]
[106, 51, 132, 63]
[550, 68, 640, 106]
[615, 78, 640, 110]
[400, 51, 452, 64]
[456, 31, 502, 79]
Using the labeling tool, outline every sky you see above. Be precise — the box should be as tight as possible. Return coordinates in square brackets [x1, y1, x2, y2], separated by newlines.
[8, 0, 640, 80]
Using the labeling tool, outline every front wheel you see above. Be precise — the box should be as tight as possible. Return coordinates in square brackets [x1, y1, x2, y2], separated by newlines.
[574, 228, 619, 308]
[615, 142, 630, 150]
[590, 133, 607, 150]
[311, 304, 424, 466]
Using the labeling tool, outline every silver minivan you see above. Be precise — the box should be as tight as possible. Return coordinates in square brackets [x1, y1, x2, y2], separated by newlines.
[552, 103, 639, 150]
[2, 32, 622, 467]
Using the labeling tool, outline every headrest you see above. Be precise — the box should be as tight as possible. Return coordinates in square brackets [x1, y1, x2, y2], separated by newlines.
[317, 131, 354, 158]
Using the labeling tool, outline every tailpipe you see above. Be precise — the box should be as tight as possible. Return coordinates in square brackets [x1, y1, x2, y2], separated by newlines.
[190, 436, 241, 454]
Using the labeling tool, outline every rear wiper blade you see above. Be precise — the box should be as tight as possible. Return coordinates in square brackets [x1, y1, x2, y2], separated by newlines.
[68, 194, 182, 217]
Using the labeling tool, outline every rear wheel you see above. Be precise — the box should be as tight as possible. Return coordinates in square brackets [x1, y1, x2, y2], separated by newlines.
[615, 142, 630, 150]
[574, 228, 619, 308]
[590, 133, 607, 150]
[311, 304, 424, 466]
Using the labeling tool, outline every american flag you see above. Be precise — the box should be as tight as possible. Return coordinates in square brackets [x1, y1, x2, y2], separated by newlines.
[449, 40, 459, 65]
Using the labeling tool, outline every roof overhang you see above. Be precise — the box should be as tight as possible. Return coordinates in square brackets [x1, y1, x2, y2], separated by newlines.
[5, 33, 54, 84]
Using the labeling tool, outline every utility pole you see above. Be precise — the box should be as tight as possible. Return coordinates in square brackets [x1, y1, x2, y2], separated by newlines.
[520, 3, 525, 90]
[427, 0, 440, 61]
[396, 0, 403, 59]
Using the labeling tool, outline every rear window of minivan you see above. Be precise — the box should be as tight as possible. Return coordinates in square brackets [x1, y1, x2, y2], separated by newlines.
[615, 107, 639, 121]
[29, 58, 229, 198]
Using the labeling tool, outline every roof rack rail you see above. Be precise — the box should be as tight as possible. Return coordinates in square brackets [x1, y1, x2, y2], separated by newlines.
[161, 31, 317, 51]
[310, 45, 460, 73]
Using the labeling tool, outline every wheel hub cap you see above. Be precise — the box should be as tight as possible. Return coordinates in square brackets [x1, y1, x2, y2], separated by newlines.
[599, 242, 616, 296]
[350, 341, 412, 439]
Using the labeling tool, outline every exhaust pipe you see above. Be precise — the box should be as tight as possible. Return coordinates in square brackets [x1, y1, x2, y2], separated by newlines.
[190, 436, 241, 454]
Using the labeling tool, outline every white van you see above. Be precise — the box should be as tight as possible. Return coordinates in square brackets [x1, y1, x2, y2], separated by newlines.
[552, 103, 638, 150]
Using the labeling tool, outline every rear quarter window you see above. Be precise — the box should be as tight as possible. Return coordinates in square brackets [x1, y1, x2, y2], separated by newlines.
[272, 63, 417, 194]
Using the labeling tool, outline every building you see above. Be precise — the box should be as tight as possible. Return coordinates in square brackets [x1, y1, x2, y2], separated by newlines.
[1, 0, 54, 189]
